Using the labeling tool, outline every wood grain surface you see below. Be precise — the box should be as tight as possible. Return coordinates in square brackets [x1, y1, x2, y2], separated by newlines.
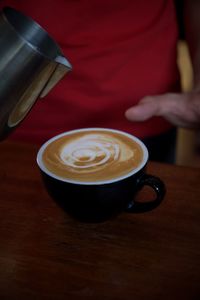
[0, 141, 200, 300]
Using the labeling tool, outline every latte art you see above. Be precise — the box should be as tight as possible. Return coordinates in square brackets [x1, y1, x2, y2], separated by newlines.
[60, 135, 120, 172]
[41, 129, 144, 182]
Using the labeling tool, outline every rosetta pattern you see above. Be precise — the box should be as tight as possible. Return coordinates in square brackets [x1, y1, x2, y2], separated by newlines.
[59, 134, 120, 173]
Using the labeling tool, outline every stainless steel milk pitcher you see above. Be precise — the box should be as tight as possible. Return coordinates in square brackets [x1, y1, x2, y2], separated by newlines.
[0, 6, 72, 140]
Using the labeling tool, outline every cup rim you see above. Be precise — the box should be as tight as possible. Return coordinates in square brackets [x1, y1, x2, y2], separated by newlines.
[36, 128, 149, 185]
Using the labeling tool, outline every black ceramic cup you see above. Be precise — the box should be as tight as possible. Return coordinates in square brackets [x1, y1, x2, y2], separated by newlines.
[37, 128, 166, 223]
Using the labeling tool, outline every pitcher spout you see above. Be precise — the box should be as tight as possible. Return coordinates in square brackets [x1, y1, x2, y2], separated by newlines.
[40, 56, 72, 98]
[55, 56, 72, 68]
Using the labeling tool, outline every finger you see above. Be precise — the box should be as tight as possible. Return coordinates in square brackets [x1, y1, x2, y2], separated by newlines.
[125, 96, 161, 122]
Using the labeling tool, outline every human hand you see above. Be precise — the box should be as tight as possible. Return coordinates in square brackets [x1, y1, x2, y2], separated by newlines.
[125, 92, 200, 129]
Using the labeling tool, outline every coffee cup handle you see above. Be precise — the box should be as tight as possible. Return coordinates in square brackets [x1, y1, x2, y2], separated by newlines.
[126, 174, 166, 213]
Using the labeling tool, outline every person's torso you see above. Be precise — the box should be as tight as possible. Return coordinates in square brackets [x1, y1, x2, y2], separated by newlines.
[0, 0, 180, 143]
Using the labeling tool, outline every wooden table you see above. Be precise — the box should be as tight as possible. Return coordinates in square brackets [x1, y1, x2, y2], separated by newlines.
[0, 140, 200, 300]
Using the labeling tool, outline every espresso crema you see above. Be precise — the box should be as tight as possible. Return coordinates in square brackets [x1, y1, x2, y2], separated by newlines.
[41, 129, 144, 182]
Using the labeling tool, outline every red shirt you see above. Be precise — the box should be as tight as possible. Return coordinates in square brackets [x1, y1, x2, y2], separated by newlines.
[0, 0, 180, 144]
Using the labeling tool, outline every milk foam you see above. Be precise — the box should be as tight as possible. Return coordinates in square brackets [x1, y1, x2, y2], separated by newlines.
[59, 134, 123, 172]
[40, 129, 145, 183]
